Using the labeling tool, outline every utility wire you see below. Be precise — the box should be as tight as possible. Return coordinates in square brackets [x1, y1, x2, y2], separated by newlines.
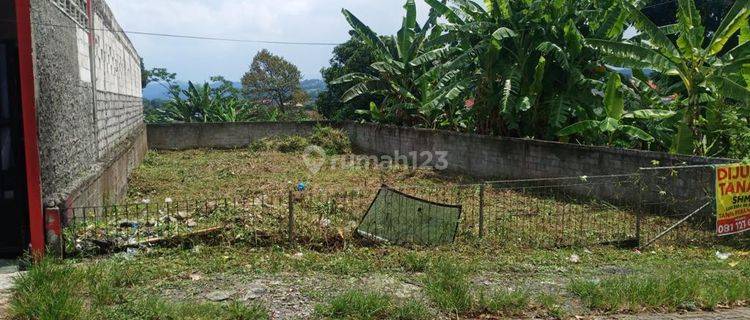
[1, 0, 731, 46]
[0, 18, 341, 46]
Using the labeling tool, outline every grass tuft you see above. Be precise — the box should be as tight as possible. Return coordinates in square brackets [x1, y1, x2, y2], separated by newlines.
[398, 252, 430, 273]
[479, 289, 530, 316]
[9, 258, 84, 320]
[423, 258, 474, 314]
[9, 257, 270, 320]
[246, 126, 350, 155]
[314, 290, 429, 320]
[570, 269, 750, 313]
[391, 300, 430, 320]
[315, 290, 392, 319]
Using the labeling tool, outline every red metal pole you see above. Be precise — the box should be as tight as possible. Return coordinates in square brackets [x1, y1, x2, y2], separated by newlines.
[15, 0, 45, 258]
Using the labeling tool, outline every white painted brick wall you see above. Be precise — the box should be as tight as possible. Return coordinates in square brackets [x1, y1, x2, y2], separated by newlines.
[92, 9, 143, 157]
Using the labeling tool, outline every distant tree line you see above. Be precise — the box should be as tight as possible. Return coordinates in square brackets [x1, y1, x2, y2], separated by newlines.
[141, 50, 319, 123]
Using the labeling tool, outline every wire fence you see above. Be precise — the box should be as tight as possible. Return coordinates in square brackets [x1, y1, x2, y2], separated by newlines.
[58, 169, 749, 257]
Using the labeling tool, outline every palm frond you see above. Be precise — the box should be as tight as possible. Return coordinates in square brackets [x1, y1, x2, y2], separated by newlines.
[371, 61, 404, 77]
[558, 120, 600, 136]
[675, 0, 705, 58]
[492, 27, 517, 41]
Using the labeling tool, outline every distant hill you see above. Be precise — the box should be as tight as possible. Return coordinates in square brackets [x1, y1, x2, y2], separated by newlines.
[300, 79, 327, 102]
[143, 79, 327, 102]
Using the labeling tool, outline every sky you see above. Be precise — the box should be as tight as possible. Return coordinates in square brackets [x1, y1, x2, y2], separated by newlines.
[108, 0, 432, 82]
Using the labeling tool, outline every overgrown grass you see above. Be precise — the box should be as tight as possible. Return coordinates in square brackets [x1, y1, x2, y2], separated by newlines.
[314, 290, 430, 320]
[10, 259, 85, 319]
[10, 245, 750, 319]
[127, 147, 457, 202]
[398, 251, 430, 273]
[100, 300, 269, 320]
[421, 258, 542, 317]
[478, 289, 531, 315]
[423, 258, 475, 314]
[9, 257, 270, 320]
[570, 268, 750, 313]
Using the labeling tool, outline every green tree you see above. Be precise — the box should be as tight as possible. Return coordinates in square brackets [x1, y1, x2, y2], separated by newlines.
[146, 67, 178, 93]
[147, 80, 277, 124]
[335, 0, 473, 129]
[587, 0, 750, 155]
[558, 73, 675, 146]
[423, 0, 626, 138]
[241, 49, 308, 114]
[318, 34, 383, 120]
[140, 58, 150, 88]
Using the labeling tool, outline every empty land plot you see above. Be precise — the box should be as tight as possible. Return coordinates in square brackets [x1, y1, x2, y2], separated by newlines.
[21, 149, 750, 319]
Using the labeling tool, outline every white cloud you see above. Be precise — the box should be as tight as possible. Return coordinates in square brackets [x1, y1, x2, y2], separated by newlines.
[106, 0, 432, 81]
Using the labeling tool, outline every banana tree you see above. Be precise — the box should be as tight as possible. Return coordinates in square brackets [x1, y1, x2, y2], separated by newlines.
[334, 0, 471, 129]
[558, 73, 675, 146]
[149, 82, 262, 123]
[422, 0, 626, 138]
[587, 0, 750, 155]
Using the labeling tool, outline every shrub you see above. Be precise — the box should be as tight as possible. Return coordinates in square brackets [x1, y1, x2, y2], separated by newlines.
[249, 136, 310, 153]
[249, 138, 274, 152]
[310, 126, 351, 155]
[276, 136, 310, 153]
[247, 127, 350, 154]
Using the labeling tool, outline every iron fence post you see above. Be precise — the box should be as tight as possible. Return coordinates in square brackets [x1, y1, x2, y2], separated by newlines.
[636, 204, 642, 248]
[288, 190, 295, 245]
[635, 171, 643, 248]
[479, 183, 485, 238]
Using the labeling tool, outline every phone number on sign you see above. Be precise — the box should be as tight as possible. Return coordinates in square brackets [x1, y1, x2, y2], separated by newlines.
[717, 215, 750, 236]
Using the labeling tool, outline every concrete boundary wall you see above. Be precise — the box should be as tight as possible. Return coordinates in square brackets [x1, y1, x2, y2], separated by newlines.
[32, 0, 145, 209]
[147, 122, 735, 211]
[61, 124, 147, 209]
[147, 122, 336, 150]
[344, 123, 734, 210]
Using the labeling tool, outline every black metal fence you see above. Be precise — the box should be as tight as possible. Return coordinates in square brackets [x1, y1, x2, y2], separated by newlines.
[59, 170, 747, 257]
